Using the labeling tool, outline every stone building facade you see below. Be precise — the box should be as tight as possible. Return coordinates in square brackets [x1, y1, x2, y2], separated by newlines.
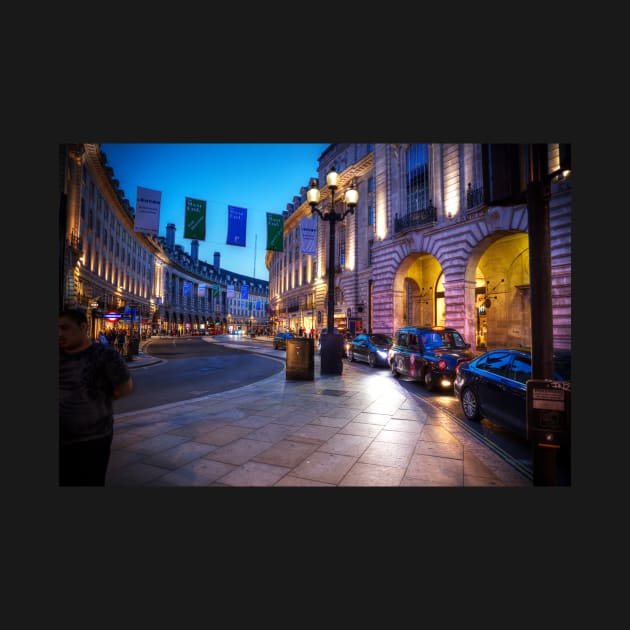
[59, 143, 269, 338]
[266, 143, 571, 353]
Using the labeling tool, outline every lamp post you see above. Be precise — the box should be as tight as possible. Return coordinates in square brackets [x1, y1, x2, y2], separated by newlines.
[308, 166, 359, 374]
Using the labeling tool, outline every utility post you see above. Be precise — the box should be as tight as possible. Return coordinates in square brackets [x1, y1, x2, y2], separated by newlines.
[526, 143, 571, 486]
[307, 168, 359, 375]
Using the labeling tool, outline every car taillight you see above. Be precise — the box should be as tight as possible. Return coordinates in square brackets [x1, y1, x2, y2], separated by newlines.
[438, 359, 447, 371]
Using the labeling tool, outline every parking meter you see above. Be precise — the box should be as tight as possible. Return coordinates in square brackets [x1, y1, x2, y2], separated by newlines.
[526, 379, 571, 446]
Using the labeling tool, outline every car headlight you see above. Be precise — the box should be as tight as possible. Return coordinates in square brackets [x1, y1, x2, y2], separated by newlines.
[377, 350, 387, 357]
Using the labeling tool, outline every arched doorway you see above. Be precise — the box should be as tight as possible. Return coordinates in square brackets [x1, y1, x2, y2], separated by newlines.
[468, 232, 530, 351]
[393, 253, 442, 332]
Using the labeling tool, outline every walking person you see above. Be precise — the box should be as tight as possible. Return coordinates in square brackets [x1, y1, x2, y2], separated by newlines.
[59, 308, 133, 486]
[116, 329, 126, 355]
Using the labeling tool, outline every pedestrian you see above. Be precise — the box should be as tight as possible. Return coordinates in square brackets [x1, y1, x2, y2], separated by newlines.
[59, 308, 133, 486]
[116, 329, 125, 354]
[98, 330, 108, 344]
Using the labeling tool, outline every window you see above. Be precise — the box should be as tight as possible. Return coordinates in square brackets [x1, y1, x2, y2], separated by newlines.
[368, 176, 374, 193]
[510, 354, 531, 384]
[367, 239, 374, 266]
[477, 351, 512, 377]
[406, 144, 430, 214]
[368, 205, 375, 226]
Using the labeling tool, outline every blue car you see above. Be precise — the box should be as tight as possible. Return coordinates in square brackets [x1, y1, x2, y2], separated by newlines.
[454, 348, 571, 439]
[347, 333, 393, 368]
[273, 331, 294, 350]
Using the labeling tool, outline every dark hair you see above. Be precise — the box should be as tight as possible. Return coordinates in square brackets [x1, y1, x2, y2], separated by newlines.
[59, 308, 88, 326]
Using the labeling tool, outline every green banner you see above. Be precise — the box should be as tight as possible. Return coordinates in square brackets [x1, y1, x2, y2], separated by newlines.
[184, 197, 206, 240]
[266, 213, 284, 252]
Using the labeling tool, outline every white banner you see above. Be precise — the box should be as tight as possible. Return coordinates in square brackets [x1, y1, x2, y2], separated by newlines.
[134, 186, 162, 235]
[198, 285, 206, 298]
[300, 217, 317, 255]
[227, 284, 235, 298]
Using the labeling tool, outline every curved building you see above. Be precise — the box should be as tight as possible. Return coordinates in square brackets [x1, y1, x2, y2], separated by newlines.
[59, 143, 269, 339]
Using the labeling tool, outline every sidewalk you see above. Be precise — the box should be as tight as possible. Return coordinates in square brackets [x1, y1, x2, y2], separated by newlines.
[107, 336, 531, 487]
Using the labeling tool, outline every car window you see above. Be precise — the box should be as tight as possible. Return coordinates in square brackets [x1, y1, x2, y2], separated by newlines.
[397, 332, 408, 347]
[424, 333, 444, 348]
[371, 334, 392, 346]
[476, 351, 512, 377]
[447, 332, 468, 349]
[509, 354, 531, 384]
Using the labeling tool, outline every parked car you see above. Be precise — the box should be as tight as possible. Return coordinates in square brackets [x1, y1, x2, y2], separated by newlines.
[453, 348, 571, 439]
[388, 326, 473, 391]
[348, 333, 393, 368]
[273, 331, 294, 350]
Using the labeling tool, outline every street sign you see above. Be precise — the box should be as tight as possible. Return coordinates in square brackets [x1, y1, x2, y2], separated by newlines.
[104, 311, 121, 322]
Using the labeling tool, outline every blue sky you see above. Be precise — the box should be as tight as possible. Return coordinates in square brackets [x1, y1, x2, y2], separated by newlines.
[99, 143, 330, 280]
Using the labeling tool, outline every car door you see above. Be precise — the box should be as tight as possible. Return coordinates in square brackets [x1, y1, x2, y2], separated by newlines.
[502, 353, 530, 435]
[392, 331, 410, 375]
[353, 334, 368, 362]
[474, 351, 515, 427]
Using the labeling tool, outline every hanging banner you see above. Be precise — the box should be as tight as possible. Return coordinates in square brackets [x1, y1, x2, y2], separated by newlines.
[183, 281, 192, 297]
[266, 213, 284, 252]
[134, 186, 162, 235]
[198, 285, 206, 298]
[299, 217, 317, 255]
[213, 285, 220, 298]
[227, 284, 235, 298]
[241, 284, 248, 299]
[184, 197, 207, 240]
[227, 205, 247, 247]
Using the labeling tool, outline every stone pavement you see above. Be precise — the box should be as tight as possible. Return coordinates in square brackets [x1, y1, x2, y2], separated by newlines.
[107, 336, 531, 487]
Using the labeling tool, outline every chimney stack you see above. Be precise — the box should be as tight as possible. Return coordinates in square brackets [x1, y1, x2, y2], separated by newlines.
[166, 223, 176, 249]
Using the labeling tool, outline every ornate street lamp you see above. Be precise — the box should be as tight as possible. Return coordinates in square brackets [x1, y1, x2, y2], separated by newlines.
[308, 166, 359, 374]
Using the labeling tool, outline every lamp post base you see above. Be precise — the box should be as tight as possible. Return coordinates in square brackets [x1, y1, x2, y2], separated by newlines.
[319, 333, 343, 375]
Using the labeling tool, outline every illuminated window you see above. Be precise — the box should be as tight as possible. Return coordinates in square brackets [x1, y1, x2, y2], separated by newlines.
[406, 144, 430, 214]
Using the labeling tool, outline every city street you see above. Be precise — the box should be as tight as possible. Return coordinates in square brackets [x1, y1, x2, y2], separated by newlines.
[106, 334, 537, 487]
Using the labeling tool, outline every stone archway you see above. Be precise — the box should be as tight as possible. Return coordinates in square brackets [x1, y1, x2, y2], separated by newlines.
[391, 253, 442, 332]
[465, 231, 530, 351]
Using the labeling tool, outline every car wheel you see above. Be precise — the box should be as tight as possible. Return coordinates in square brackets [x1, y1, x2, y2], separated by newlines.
[424, 370, 437, 392]
[368, 352, 376, 368]
[348, 349, 354, 362]
[461, 388, 482, 421]
[391, 358, 399, 378]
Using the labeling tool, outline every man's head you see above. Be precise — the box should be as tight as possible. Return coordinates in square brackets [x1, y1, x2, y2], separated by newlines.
[59, 308, 91, 353]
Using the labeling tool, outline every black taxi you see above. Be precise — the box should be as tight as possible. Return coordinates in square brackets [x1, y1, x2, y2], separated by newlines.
[388, 326, 474, 391]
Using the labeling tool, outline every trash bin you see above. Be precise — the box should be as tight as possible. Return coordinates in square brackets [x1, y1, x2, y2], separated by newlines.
[286, 337, 314, 380]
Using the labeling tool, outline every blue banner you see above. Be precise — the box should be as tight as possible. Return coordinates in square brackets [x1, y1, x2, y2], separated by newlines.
[227, 205, 247, 247]
[241, 284, 248, 299]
